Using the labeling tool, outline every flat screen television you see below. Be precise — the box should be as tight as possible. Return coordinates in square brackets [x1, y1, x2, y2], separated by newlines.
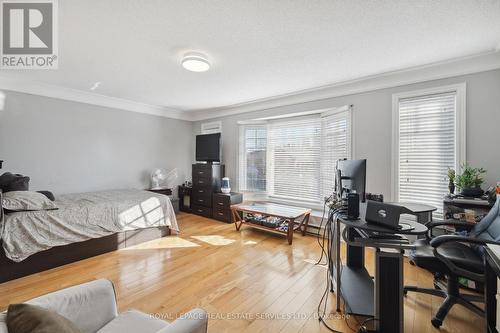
[196, 133, 221, 162]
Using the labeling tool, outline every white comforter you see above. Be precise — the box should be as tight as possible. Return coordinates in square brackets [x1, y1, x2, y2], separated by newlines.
[1, 189, 178, 262]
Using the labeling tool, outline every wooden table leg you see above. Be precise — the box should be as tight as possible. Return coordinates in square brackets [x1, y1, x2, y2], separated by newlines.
[287, 219, 294, 245]
[232, 209, 243, 231]
[301, 212, 311, 236]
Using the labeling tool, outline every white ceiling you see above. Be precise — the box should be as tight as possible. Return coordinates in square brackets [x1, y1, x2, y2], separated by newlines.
[1, 0, 500, 114]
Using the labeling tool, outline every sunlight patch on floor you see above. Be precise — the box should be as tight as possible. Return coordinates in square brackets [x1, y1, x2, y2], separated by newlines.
[191, 235, 236, 246]
[303, 258, 328, 267]
[121, 236, 200, 250]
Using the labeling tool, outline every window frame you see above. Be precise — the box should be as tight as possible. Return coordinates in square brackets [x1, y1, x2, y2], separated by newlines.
[238, 122, 268, 194]
[238, 106, 353, 209]
[391, 83, 466, 203]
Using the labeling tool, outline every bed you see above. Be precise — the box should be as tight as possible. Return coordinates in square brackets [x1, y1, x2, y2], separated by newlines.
[0, 189, 178, 283]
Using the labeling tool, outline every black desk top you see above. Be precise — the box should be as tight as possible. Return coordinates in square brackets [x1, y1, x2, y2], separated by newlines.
[386, 202, 437, 214]
[338, 216, 428, 235]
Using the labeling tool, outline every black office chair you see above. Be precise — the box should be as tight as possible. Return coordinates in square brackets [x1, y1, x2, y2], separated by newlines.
[404, 196, 500, 328]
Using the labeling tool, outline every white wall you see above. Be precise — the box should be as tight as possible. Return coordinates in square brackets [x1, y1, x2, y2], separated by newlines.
[193, 69, 500, 201]
[0, 91, 193, 194]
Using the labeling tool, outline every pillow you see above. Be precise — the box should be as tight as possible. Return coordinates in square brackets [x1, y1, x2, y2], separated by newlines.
[37, 190, 56, 202]
[0, 173, 30, 193]
[2, 191, 58, 212]
[7, 304, 81, 333]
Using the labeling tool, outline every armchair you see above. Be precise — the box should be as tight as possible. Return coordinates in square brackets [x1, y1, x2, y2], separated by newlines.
[0, 279, 208, 333]
[405, 196, 500, 328]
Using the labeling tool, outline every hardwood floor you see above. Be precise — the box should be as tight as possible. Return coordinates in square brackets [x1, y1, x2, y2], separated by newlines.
[0, 213, 483, 332]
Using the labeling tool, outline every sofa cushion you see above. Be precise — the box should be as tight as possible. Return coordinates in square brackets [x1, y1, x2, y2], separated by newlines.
[6, 303, 81, 333]
[0, 312, 8, 333]
[27, 279, 118, 333]
[96, 310, 168, 333]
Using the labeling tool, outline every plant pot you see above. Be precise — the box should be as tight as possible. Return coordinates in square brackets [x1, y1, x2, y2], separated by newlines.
[448, 182, 455, 194]
[460, 187, 484, 198]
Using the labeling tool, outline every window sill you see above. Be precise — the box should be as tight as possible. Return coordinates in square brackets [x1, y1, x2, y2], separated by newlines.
[239, 191, 325, 211]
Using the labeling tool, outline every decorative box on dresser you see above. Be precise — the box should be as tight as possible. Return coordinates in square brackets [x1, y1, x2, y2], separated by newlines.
[213, 192, 243, 222]
[191, 163, 224, 218]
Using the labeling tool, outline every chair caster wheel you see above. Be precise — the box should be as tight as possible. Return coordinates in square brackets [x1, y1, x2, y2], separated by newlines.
[403, 289, 408, 296]
[431, 317, 442, 328]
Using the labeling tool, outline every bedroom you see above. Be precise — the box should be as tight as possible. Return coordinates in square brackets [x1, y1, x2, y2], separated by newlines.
[0, 1, 500, 333]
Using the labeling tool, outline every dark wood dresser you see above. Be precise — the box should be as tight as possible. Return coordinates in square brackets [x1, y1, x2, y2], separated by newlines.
[191, 163, 224, 218]
[213, 192, 243, 222]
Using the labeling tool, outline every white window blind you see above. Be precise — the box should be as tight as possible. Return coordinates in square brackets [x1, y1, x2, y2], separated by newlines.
[321, 110, 351, 199]
[398, 91, 457, 215]
[238, 106, 352, 207]
[267, 116, 322, 203]
[238, 125, 267, 191]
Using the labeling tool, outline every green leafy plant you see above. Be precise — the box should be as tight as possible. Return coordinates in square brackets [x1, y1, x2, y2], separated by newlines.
[455, 164, 486, 190]
[447, 168, 455, 183]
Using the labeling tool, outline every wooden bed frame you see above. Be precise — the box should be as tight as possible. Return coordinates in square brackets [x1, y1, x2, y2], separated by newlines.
[0, 226, 170, 283]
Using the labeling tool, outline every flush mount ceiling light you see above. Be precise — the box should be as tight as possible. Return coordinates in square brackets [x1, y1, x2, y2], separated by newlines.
[181, 52, 210, 72]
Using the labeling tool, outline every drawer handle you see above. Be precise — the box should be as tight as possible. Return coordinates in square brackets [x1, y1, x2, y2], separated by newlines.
[218, 212, 224, 216]
[198, 209, 203, 213]
[198, 199, 204, 202]
[199, 180, 204, 184]
[218, 202, 223, 205]
[198, 171, 204, 174]
[198, 190, 204, 193]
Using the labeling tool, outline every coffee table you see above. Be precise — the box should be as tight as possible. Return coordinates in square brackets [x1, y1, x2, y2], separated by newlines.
[230, 202, 311, 245]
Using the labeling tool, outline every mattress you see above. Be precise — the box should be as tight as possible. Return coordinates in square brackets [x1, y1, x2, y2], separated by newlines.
[1, 189, 178, 262]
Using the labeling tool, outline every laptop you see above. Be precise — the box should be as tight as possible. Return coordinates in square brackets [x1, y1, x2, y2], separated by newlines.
[365, 201, 403, 230]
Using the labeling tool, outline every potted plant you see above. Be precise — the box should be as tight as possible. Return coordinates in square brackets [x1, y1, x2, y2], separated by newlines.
[455, 164, 487, 197]
[447, 168, 455, 194]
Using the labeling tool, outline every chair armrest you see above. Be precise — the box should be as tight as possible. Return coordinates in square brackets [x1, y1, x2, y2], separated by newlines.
[156, 308, 208, 333]
[426, 220, 476, 230]
[27, 279, 118, 333]
[430, 235, 500, 248]
[429, 235, 499, 282]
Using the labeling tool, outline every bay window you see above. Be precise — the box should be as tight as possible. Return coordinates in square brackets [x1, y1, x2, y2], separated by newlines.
[239, 107, 352, 207]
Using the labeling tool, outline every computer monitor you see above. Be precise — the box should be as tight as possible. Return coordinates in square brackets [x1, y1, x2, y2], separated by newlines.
[337, 159, 367, 202]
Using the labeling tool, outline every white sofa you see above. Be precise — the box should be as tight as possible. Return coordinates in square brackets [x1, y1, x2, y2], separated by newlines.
[0, 279, 208, 333]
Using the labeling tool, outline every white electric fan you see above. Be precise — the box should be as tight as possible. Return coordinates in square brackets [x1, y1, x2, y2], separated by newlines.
[150, 168, 178, 190]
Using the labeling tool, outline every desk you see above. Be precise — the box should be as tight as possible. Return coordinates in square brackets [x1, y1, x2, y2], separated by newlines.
[444, 195, 494, 225]
[331, 214, 427, 333]
[386, 202, 437, 223]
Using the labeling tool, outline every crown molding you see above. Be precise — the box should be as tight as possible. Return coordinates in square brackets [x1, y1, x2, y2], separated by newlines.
[0, 77, 189, 120]
[187, 50, 500, 121]
[1, 50, 499, 122]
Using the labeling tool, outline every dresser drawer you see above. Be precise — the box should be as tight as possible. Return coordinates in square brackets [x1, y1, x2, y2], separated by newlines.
[192, 165, 212, 178]
[192, 177, 212, 187]
[192, 191, 212, 207]
[213, 206, 231, 223]
[192, 204, 212, 218]
[213, 192, 243, 209]
[213, 194, 229, 209]
[193, 186, 211, 196]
